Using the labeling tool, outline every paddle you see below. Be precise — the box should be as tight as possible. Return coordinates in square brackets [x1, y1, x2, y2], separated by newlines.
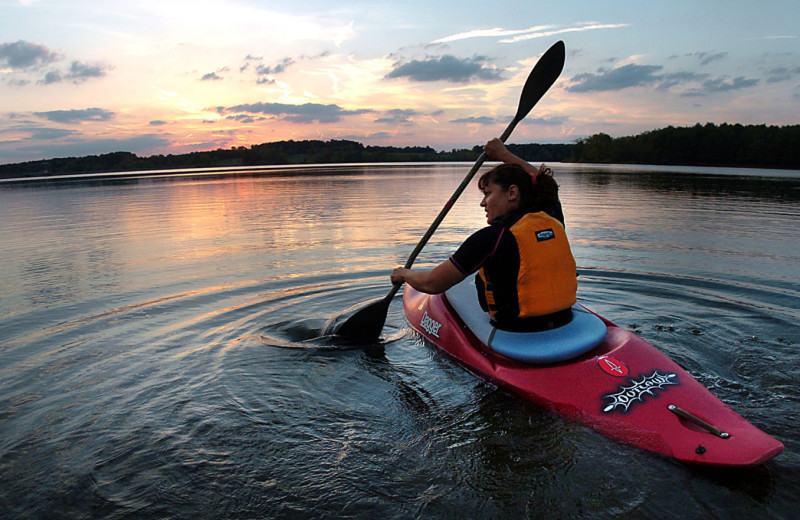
[326, 40, 566, 343]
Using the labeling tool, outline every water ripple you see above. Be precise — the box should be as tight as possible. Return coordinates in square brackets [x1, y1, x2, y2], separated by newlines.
[1, 166, 797, 519]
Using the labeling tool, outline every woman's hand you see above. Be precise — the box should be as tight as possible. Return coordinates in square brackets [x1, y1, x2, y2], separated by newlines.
[484, 138, 540, 177]
[483, 138, 511, 161]
[390, 262, 466, 294]
[390, 267, 409, 285]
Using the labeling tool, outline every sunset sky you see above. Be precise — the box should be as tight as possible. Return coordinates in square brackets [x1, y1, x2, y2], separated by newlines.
[1, 0, 798, 165]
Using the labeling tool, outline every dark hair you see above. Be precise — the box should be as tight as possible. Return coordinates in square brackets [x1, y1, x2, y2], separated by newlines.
[478, 163, 560, 214]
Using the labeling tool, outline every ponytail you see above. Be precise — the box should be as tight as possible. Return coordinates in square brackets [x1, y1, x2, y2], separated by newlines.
[478, 163, 560, 214]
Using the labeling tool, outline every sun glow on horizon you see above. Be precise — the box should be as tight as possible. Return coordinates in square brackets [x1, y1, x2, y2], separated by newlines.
[1, 0, 798, 164]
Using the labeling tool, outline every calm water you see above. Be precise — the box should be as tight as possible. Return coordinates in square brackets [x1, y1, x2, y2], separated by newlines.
[1, 163, 798, 519]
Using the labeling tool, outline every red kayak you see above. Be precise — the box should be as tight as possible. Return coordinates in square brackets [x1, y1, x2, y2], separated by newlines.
[402, 279, 784, 466]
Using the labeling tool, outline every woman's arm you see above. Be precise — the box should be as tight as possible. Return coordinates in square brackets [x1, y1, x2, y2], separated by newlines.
[484, 138, 551, 179]
[390, 260, 465, 294]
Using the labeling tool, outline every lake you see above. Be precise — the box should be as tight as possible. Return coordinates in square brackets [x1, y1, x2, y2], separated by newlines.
[1, 162, 798, 519]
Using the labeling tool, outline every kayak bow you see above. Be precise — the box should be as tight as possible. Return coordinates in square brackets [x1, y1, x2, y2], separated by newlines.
[403, 279, 784, 467]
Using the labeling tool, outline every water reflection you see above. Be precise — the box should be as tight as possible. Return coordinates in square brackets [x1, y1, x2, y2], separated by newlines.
[0, 164, 797, 519]
[563, 166, 800, 203]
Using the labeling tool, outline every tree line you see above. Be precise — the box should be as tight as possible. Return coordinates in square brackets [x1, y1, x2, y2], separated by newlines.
[1, 123, 797, 179]
[571, 123, 799, 170]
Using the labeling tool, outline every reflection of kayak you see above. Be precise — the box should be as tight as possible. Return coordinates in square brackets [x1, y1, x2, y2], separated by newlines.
[403, 279, 784, 466]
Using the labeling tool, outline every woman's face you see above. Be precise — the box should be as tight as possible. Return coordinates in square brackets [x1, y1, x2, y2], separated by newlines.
[480, 181, 519, 223]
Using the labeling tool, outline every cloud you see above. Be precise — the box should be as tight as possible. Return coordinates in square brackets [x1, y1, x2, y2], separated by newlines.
[33, 108, 115, 124]
[5, 134, 171, 162]
[430, 22, 628, 45]
[566, 63, 714, 93]
[681, 76, 760, 97]
[365, 132, 393, 139]
[39, 61, 110, 84]
[431, 25, 555, 44]
[500, 22, 630, 44]
[149, 120, 168, 126]
[706, 76, 759, 91]
[450, 115, 565, 126]
[655, 71, 709, 89]
[220, 102, 372, 123]
[744, 35, 797, 41]
[766, 66, 800, 83]
[225, 114, 259, 124]
[569, 60, 761, 96]
[450, 116, 497, 124]
[567, 64, 665, 92]
[0, 40, 61, 69]
[240, 56, 296, 84]
[68, 61, 107, 81]
[696, 52, 728, 66]
[386, 55, 502, 83]
[27, 127, 76, 140]
[257, 57, 294, 75]
[374, 109, 418, 125]
[201, 72, 223, 81]
[40, 70, 64, 84]
[526, 116, 569, 126]
[0, 124, 76, 141]
[1, 41, 109, 86]
[240, 55, 260, 72]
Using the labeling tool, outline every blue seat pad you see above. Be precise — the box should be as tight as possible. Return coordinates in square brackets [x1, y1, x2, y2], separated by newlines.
[444, 279, 607, 364]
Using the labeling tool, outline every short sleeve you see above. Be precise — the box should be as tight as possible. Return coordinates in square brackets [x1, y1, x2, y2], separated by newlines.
[449, 225, 503, 276]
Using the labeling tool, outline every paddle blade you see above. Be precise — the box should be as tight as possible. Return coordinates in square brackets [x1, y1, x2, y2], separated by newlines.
[514, 40, 566, 122]
[324, 295, 391, 343]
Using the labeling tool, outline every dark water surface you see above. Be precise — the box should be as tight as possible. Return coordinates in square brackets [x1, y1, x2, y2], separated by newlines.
[1, 163, 798, 519]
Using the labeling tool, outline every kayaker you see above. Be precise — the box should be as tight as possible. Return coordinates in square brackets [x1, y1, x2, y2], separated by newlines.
[390, 139, 577, 331]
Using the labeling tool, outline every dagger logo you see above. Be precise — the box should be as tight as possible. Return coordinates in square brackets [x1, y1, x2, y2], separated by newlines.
[598, 356, 629, 377]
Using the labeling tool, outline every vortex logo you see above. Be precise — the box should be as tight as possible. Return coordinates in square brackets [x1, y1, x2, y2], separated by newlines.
[602, 370, 678, 413]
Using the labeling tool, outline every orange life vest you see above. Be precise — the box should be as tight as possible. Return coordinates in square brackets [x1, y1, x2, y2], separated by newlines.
[478, 211, 577, 320]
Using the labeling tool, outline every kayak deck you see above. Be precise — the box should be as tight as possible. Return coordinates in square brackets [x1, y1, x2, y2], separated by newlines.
[402, 280, 783, 467]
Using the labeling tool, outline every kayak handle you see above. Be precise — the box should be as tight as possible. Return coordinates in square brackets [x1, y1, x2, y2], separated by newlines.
[668, 404, 730, 439]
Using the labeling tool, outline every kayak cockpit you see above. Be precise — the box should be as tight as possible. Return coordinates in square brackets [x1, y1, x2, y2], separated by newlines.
[444, 279, 608, 364]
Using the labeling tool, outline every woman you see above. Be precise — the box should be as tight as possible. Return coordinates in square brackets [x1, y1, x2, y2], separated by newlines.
[390, 139, 577, 331]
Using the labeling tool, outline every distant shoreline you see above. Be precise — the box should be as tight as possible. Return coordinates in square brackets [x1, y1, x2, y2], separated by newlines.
[3, 161, 799, 186]
[2, 123, 798, 179]
[0, 162, 475, 183]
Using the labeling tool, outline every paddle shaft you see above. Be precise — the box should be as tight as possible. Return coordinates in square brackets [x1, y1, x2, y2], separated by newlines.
[384, 118, 522, 302]
[328, 41, 565, 342]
